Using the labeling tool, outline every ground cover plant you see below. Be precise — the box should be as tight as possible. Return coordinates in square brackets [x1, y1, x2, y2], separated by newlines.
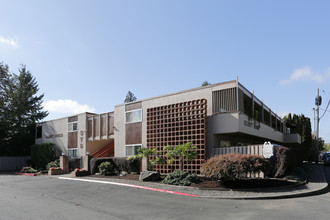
[20, 166, 38, 173]
[162, 170, 200, 186]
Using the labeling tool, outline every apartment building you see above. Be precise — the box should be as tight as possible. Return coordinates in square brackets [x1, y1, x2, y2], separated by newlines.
[36, 78, 301, 173]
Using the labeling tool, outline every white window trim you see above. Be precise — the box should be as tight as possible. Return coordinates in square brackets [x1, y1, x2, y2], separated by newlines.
[68, 148, 78, 158]
[68, 121, 78, 133]
[125, 109, 142, 124]
[125, 144, 142, 157]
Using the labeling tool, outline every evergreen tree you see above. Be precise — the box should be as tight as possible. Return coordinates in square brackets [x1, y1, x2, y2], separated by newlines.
[284, 113, 313, 161]
[124, 91, 137, 103]
[0, 63, 11, 155]
[0, 64, 48, 155]
[201, 81, 211, 86]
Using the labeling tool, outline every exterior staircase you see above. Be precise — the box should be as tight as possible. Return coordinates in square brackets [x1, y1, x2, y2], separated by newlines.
[91, 140, 114, 158]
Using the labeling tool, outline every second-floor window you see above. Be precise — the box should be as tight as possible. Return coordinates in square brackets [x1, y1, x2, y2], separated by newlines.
[125, 109, 142, 124]
[68, 122, 78, 132]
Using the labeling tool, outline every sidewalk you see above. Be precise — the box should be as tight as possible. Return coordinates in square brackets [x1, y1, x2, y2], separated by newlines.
[58, 164, 329, 200]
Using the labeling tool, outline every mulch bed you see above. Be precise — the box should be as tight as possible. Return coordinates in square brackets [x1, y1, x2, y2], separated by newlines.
[88, 174, 298, 190]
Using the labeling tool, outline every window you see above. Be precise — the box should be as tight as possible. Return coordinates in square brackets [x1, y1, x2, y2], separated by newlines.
[125, 145, 142, 157]
[36, 126, 42, 139]
[125, 109, 142, 124]
[68, 122, 78, 132]
[68, 149, 78, 158]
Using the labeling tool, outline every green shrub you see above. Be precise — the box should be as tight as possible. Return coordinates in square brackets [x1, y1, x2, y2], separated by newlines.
[162, 170, 200, 186]
[90, 157, 140, 175]
[46, 160, 60, 171]
[201, 153, 271, 180]
[20, 166, 38, 173]
[98, 161, 114, 175]
[31, 143, 58, 169]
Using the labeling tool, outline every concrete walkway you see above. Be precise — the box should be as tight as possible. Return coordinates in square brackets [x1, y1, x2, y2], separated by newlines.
[58, 164, 329, 200]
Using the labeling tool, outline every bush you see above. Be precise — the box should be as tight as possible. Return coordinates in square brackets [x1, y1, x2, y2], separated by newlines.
[90, 157, 140, 175]
[162, 170, 200, 186]
[20, 166, 38, 173]
[98, 161, 114, 175]
[201, 153, 271, 180]
[46, 160, 60, 171]
[31, 143, 58, 169]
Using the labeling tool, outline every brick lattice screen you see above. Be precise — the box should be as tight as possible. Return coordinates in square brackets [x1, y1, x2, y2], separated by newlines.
[146, 99, 207, 174]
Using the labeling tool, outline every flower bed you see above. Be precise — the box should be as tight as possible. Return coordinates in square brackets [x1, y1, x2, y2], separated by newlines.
[48, 167, 63, 175]
[16, 166, 39, 176]
[72, 168, 89, 177]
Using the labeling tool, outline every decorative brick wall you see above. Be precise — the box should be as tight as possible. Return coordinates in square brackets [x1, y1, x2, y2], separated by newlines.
[146, 99, 207, 174]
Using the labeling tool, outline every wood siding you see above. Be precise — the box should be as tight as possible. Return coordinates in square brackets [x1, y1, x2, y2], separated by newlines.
[125, 102, 142, 111]
[108, 116, 114, 135]
[125, 122, 142, 145]
[68, 116, 78, 122]
[86, 112, 114, 140]
[68, 132, 78, 148]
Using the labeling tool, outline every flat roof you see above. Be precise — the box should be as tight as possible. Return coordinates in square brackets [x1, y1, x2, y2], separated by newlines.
[115, 79, 237, 107]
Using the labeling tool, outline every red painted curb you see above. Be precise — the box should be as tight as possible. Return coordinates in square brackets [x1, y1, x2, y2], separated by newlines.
[59, 177, 199, 197]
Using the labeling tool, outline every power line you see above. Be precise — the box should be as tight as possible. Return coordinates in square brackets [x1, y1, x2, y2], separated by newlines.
[320, 100, 330, 119]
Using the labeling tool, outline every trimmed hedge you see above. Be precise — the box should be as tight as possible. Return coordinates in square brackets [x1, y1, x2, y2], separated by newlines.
[201, 153, 271, 180]
[31, 143, 58, 169]
[90, 157, 140, 175]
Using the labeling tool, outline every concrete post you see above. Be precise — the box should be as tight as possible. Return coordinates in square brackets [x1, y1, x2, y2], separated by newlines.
[82, 154, 92, 171]
[60, 155, 69, 174]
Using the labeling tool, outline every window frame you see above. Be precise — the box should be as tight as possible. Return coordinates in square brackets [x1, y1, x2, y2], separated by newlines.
[125, 109, 142, 124]
[68, 121, 78, 132]
[68, 148, 78, 158]
[125, 144, 142, 157]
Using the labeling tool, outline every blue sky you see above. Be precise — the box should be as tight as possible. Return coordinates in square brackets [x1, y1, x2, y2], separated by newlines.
[1, 1, 330, 142]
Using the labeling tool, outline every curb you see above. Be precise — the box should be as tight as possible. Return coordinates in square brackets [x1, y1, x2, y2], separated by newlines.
[56, 165, 328, 200]
[15, 172, 38, 176]
[59, 177, 200, 198]
[211, 165, 328, 200]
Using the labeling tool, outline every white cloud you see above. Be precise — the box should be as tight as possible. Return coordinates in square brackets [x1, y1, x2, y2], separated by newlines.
[43, 99, 96, 115]
[0, 36, 19, 48]
[280, 66, 329, 85]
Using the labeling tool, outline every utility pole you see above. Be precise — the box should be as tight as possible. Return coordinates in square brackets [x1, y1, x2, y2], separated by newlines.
[315, 88, 321, 164]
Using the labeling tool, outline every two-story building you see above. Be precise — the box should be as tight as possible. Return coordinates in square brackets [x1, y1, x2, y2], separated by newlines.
[36, 78, 301, 173]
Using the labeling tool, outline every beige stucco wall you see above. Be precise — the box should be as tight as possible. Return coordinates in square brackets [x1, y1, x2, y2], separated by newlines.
[35, 117, 68, 155]
[35, 113, 88, 157]
[77, 113, 87, 157]
[114, 82, 239, 157]
[114, 105, 126, 157]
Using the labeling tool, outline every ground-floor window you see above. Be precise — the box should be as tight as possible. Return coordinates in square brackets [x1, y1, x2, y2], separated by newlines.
[68, 148, 78, 158]
[125, 144, 141, 157]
